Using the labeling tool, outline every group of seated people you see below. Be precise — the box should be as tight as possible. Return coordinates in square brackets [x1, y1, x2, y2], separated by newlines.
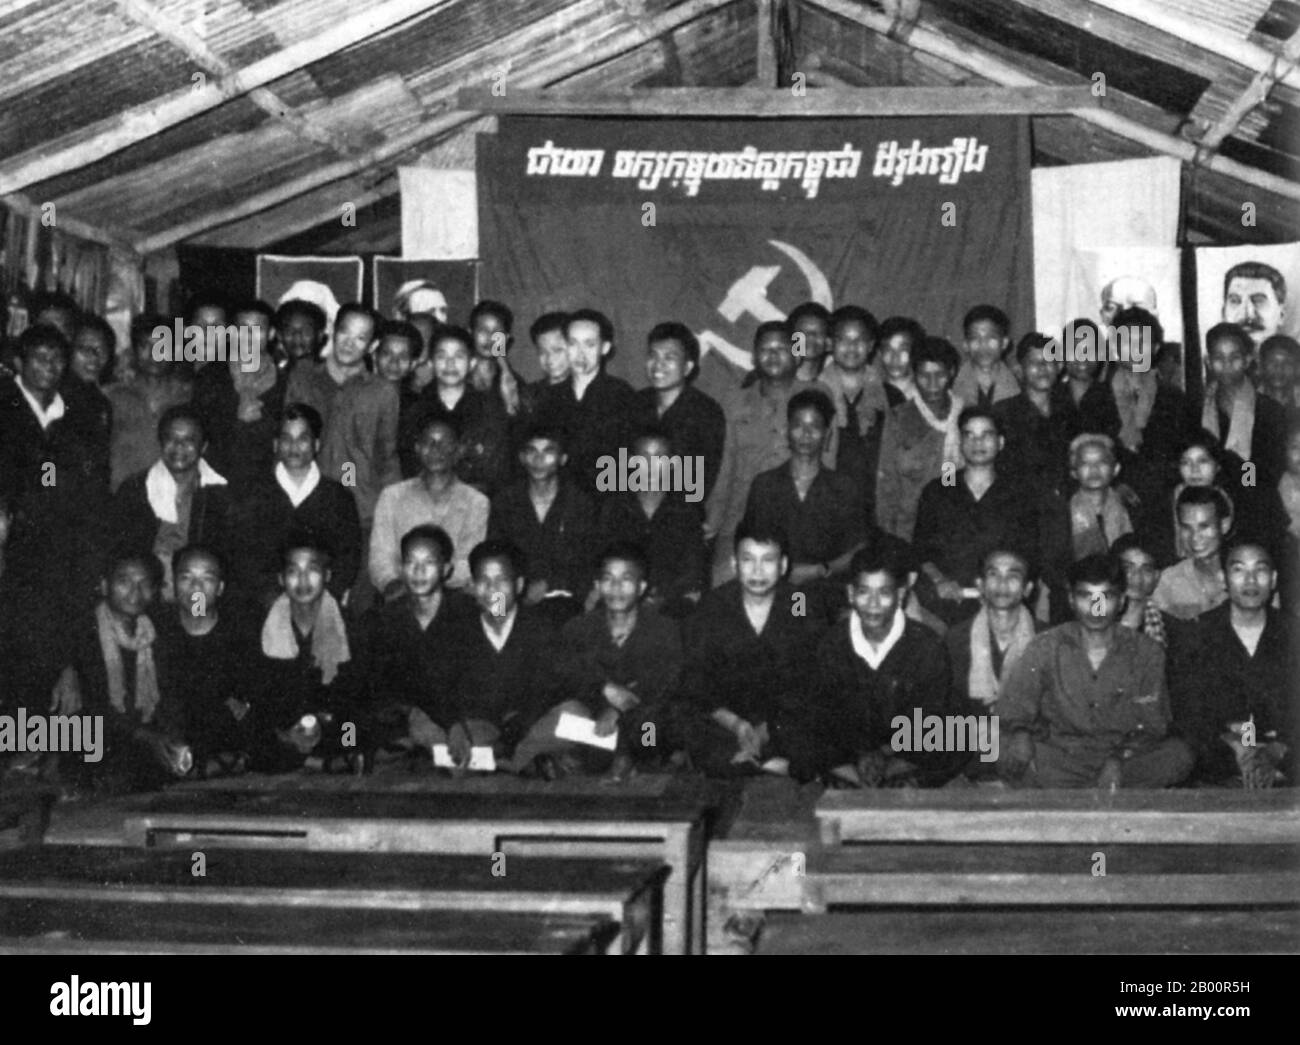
[0, 288, 1295, 792]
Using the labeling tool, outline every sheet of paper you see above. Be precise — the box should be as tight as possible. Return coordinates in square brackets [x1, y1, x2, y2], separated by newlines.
[555, 711, 618, 751]
[432, 744, 496, 771]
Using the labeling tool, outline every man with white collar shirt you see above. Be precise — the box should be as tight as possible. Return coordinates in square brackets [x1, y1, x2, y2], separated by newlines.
[232, 403, 361, 610]
[815, 543, 958, 788]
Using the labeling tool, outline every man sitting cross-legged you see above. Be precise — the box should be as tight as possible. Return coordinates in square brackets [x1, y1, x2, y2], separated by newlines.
[815, 542, 960, 788]
[155, 544, 260, 777]
[49, 548, 190, 793]
[1182, 542, 1296, 787]
[678, 522, 828, 780]
[361, 524, 477, 763]
[448, 539, 562, 771]
[944, 547, 1041, 780]
[508, 541, 683, 779]
[999, 553, 1193, 789]
[247, 532, 364, 773]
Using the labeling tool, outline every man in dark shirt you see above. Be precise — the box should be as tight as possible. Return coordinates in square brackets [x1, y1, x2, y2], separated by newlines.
[814, 543, 958, 787]
[248, 534, 362, 772]
[510, 542, 683, 777]
[487, 424, 597, 625]
[50, 549, 187, 793]
[599, 425, 705, 618]
[452, 539, 560, 768]
[400, 324, 511, 495]
[110, 405, 234, 603]
[362, 524, 477, 758]
[0, 325, 106, 693]
[191, 300, 286, 497]
[155, 545, 258, 775]
[634, 322, 726, 503]
[994, 333, 1081, 497]
[1183, 542, 1295, 786]
[741, 388, 869, 622]
[913, 407, 1035, 627]
[232, 404, 362, 611]
[533, 309, 639, 494]
[679, 522, 827, 779]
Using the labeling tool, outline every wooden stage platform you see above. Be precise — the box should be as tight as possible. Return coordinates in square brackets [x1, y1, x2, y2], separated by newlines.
[5, 768, 1299, 954]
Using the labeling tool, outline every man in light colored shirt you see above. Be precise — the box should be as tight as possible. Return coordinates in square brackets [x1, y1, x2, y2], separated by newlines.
[1152, 487, 1231, 621]
[1000, 553, 1192, 789]
[370, 416, 488, 594]
[285, 303, 400, 528]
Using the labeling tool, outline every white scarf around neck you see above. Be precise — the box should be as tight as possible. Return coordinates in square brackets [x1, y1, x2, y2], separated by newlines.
[146, 458, 227, 524]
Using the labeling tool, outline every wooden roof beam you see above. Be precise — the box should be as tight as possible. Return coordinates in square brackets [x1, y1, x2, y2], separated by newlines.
[1198, 27, 1300, 152]
[133, 0, 725, 253]
[0, 193, 142, 255]
[110, 0, 355, 156]
[455, 84, 1097, 114]
[810, 0, 1300, 203]
[1084, 0, 1300, 92]
[0, 0, 450, 196]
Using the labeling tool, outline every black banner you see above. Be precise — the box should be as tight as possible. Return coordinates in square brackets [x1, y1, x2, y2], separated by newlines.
[478, 115, 1033, 399]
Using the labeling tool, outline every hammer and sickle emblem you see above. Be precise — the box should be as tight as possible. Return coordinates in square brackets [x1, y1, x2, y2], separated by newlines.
[699, 240, 833, 369]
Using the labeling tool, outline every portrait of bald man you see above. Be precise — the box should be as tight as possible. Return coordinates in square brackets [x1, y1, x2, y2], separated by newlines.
[1100, 274, 1158, 330]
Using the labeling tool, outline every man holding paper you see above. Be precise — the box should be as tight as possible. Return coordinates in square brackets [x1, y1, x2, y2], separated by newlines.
[508, 541, 683, 778]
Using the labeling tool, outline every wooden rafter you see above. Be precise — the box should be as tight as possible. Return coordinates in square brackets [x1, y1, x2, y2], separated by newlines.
[0, 0, 449, 196]
[1084, 0, 1300, 92]
[810, 0, 1300, 203]
[1198, 28, 1300, 152]
[455, 84, 1098, 115]
[133, 0, 724, 253]
[111, 0, 355, 156]
[757, 0, 777, 86]
[0, 192, 142, 255]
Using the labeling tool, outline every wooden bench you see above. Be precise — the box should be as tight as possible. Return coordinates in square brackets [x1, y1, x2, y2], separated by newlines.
[802, 842, 1300, 910]
[770, 787, 1300, 953]
[815, 788, 1300, 845]
[0, 894, 618, 954]
[0, 846, 669, 954]
[759, 907, 1300, 954]
[120, 787, 714, 954]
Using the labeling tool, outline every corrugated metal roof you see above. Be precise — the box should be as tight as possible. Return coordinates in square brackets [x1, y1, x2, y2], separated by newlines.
[0, 0, 1294, 252]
